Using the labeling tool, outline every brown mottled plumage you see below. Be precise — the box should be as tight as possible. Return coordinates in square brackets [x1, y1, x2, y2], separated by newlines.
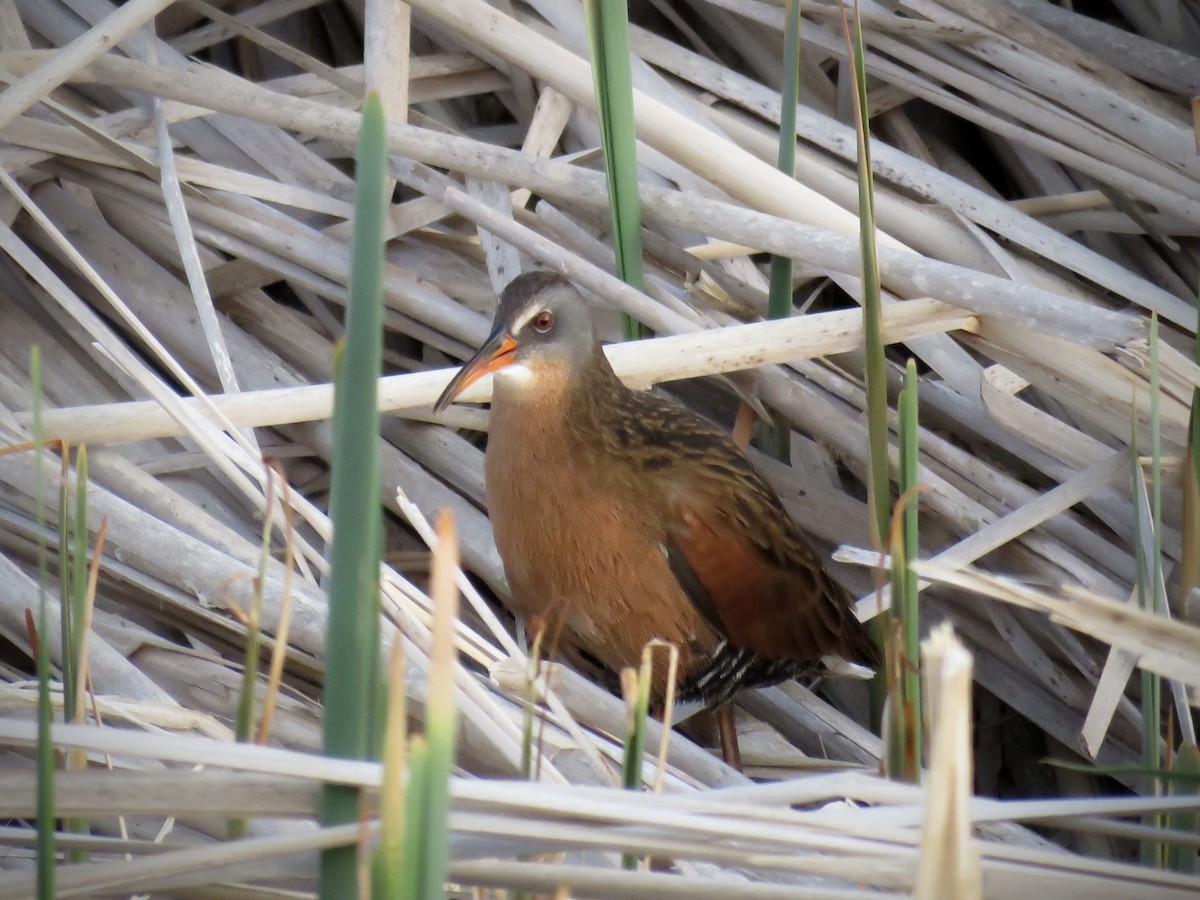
[436, 271, 878, 708]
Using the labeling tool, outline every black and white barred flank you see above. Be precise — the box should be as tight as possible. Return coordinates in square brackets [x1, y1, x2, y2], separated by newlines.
[675, 641, 875, 714]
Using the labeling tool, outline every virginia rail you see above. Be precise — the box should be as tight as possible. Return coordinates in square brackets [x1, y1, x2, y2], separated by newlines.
[435, 271, 878, 719]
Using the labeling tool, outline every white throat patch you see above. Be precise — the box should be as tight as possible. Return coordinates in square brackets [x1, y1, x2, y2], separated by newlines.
[495, 362, 536, 388]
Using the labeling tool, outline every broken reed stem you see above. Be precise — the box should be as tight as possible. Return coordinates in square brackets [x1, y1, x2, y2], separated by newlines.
[915, 624, 980, 900]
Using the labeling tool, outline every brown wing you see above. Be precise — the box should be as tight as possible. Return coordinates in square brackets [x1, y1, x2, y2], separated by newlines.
[665, 489, 878, 668]
[600, 387, 877, 668]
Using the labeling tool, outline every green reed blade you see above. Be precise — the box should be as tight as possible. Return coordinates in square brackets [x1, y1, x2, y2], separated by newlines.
[373, 641, 408, 900]
[840, 0, 889, 734]
[319, 92, 388, 899]
[620, 657, 652, 869]
[584, 0, 646, 339]
[888, 359, 922, 781]
[839, 1, 888, 548]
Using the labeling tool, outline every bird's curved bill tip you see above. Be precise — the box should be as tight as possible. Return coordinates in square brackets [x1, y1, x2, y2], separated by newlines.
[433, 333, 518, 413]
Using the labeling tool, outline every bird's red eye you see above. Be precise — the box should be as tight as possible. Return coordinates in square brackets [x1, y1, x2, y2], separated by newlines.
[533, 310, 554, 333]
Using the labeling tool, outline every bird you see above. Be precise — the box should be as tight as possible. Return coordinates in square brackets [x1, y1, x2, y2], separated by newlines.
[435, 271, 878, 727]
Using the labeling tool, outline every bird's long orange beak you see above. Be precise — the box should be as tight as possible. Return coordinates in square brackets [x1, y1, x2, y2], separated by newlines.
[433, 328, 518, 413]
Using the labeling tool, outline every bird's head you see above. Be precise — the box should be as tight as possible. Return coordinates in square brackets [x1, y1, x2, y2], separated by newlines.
[434, 271, 598, 412]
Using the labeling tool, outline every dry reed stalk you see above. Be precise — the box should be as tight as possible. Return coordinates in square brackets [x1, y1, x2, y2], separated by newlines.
[915, 624, 981, 900]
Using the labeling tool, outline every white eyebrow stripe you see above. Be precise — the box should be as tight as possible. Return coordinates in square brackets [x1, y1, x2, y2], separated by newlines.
[509, 303, 541, 335]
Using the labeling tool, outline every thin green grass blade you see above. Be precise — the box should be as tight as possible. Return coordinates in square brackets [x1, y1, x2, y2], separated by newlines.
[31, 347, 56, 899]
[1046, 757, 1200, 783]
[57, 454, 72, 724]
[620, 659, 651, 869]
[66, 446, 89, 859]
[235, 475, 272, 745]
[883, 629, 904, 779]
[1168, 743, 1200, 873]
[401, 736, 429, 898]
[68, 448, 87, 723]
[520, 649, 539, 781]
[900, 372, 921, 760]
[620, 665, 650, 795]
[583, 0, 645, 339]
[841, 0, 889, 734]
[520, 625, 553, 782]
[229, 470, 275, 839]
[887, 360, 921, 781]
[841, 0, 888, 549]
[319, 92, 388, 900]
[762, 0, 803, 462]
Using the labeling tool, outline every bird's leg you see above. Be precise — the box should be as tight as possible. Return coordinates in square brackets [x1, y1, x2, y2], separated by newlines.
[716, 702, 743, 770]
